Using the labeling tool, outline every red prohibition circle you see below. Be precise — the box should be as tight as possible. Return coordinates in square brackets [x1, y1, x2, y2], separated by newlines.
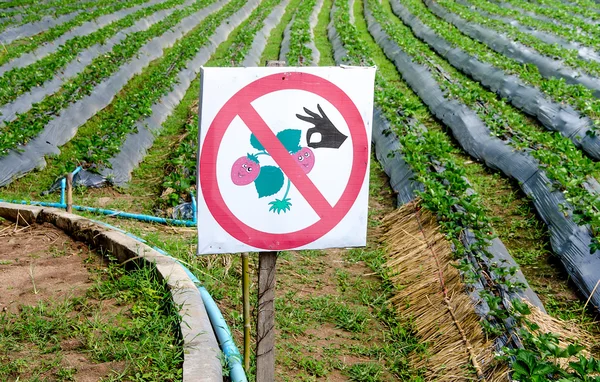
[200, 72, 368, 250]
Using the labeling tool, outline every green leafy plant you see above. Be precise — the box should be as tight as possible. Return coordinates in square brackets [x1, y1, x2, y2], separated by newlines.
[332, 1, 598, 379]
[284, 0, 318, 65]
[0, 0, 189, 106]
[370, 0, 600, 252]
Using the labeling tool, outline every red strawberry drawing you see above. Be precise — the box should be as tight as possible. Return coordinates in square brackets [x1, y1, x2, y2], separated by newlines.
[231, 154, 261, 186]
[292, 147, 315, 174]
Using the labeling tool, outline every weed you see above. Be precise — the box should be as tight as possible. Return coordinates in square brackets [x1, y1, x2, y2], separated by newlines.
[346, 362, 384, 381]
[0, 256, 183, 380]
[298, 357, 328, 377]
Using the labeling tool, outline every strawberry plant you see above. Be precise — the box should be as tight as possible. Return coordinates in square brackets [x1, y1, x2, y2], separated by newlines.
[0, 0, 188, 107]
[333, 0, 598, 379]
[0, 0, 218, 156]
[370, 0, 600, 252]
[284, 0, 317, 65]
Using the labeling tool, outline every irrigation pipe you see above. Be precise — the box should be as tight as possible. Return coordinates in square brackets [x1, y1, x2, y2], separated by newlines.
[0, 166, 197, 227]
[91, 219, 248, 382]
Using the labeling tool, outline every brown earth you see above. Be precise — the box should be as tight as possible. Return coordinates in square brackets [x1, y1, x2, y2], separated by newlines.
[0, 220, 95, 314]
[0, 218, 126, 381]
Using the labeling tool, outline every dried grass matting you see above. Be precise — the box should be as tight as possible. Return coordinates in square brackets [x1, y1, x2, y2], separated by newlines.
[380, 200, 596, 381]
[380, 201, 506, 381]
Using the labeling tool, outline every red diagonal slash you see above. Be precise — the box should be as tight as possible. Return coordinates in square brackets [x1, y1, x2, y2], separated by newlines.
[237, 103, 334, 218]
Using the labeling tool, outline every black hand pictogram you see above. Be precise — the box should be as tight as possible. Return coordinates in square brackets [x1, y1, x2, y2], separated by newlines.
[296, 104, 348, 149]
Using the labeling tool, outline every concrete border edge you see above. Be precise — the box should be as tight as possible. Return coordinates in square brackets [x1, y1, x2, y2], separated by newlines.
[0, 202, 223, 382]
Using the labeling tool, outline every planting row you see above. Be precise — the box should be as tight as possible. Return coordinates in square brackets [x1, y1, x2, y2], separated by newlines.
[396, 0, 600, 161]
[0, 0, 222, 154]
[371, 0, 600, 256]
[98, 0, 263, 185]
[329, 1, 553, 379]
[0, 0, 232, 186]
[0, 9, 83, 43]
[0, 0, 191, 109]
[0, 0, 111, 36]
[0, 0, 300, 197]
[466, 2, 600, 64]
[279, 0, 321, 65]
[461, 0, 600, 52]
[417, 0, 600, 144]
[0, 0, 156, 66]
[0, 0, 197, 126]
[48, 0, 248, 172]
[335, 1, 600, 380]
[371, 0, 600, 316]
[435, 0, 600, 80]
[500, 0, 600, 36]
[159, 0, 300, 205]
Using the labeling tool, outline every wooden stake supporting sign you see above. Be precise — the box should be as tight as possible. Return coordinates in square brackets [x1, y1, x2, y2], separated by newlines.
[242, 252, 250, 371]
[196, 63, 375, 381]
[256, 250, 277, 381]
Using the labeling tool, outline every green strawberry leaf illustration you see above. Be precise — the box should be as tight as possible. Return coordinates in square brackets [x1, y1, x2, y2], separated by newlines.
[277, 129, 301, 153]
[269, 198, 292, 214]
[254, 166, 284, 198]
[250, 134, 264, 151]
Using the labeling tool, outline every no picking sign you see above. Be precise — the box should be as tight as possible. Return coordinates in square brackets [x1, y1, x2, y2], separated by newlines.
[197, 67, 376, 254]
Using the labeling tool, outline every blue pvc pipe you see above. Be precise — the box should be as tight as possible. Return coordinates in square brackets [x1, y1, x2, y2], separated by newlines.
[191, 192, 197, 224]
[0, 199, 66, 209]
[73, 205, 196, 227]
[60, 178, 66, 205]
[2, 165, 199, 227]
[1, 197, 197, 226]
[88, 219, 247, 382]
[198, 285, 247, 382]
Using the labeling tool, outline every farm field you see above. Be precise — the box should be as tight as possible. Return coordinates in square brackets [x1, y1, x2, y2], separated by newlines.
[1, 0, 600, 380]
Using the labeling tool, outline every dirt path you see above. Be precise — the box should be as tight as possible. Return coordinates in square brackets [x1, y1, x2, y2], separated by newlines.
[0, 220, 97, 314]
[0, 218, 186, 381]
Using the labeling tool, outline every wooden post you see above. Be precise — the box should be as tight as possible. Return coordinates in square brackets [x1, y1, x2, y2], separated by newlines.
[66, 173, 73, 213]
[255, 59, 286, 382]
[255, 251, 277, 381]
[242, 253, 250, 371]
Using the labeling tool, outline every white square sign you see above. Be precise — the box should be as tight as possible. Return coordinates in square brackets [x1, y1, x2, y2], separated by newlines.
[197, 66, 376, 254]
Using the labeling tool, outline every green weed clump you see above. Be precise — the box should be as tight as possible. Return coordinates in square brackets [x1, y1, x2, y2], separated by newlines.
[0, 257, 183, 381]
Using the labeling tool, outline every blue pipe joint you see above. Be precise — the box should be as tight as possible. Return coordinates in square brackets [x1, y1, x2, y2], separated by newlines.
[190, 192, 197, 224]
[72, 166, 82, 176]
[60, 178, 66, 206]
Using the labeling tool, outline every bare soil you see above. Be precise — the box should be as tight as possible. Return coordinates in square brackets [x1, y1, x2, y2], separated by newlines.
[0, 219, 126, 381]
[0, 221, 94, 314]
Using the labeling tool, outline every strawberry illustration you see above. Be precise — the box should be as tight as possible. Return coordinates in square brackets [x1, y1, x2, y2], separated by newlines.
[232, 127, 321, 214]
[231, 154, 261, 186]
[292, 147, 315, 174]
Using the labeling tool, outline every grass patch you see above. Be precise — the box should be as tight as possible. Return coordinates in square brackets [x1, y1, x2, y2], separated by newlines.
[0, 256, 183, 381]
